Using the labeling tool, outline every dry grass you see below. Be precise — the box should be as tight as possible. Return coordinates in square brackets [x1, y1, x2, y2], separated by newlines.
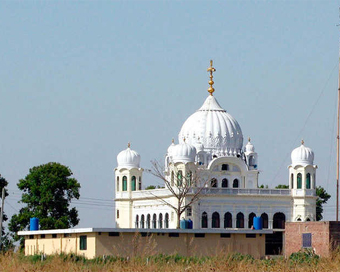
[1, 250, 340, 272]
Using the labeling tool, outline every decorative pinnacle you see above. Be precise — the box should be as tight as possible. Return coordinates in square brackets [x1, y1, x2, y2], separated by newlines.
[172, 138, 174, 144]
[301, 139, 304, 145]
[207, 60, 216, 96]
[128, 142, 131, 148]
[183, 137, 186, 142]
[248, 137, 251, 142]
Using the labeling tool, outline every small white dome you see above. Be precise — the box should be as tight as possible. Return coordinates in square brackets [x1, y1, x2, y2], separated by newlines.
[245, 138, 255, 153]
[291, 141, 314, 166]
[167, 139, 176, 155]
[117, 144, 141, 168]
[172, 142, 197, 163]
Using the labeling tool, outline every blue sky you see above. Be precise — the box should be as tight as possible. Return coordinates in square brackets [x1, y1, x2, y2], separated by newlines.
[1, 1, 339, 227]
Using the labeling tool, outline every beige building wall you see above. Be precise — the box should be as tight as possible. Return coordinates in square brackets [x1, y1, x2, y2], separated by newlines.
[24, 231, 266, 259]
[24, 233, 97, 259]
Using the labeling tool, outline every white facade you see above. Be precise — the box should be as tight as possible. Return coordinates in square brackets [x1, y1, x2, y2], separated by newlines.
[114, 63, 317, 230]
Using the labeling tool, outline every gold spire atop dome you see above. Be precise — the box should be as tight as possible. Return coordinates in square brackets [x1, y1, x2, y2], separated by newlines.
[128, 142, 131, 148]
[301, 139, 304, 145]
[248, 137, 251, 142]
[172, 138, 174, 144]
[207, 60, 216, 96]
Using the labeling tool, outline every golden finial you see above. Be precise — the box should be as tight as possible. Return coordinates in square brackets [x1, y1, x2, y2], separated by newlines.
[183, 137, 186, 142]
[301, 139, 304, 145]
[172, 138, 174, 144]
[207, 60, 216, 96]
[248, 137, 251, 142]
[128, 142, 131, 148]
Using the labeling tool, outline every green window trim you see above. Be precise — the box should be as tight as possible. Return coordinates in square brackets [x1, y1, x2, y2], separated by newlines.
[123, 176, 127, 191]
[131, 176, 136, 191]
[80, 235, 87, 250]
[297, 173, 302, 189]
[306, 173, 311, 189]
[177, 171, 183, 186]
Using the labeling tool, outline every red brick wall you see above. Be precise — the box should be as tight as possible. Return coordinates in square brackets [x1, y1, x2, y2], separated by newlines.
[285, 222, 330, 257]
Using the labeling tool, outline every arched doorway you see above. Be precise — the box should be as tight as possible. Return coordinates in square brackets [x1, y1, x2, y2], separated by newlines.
[212, 212, 220, 228]
[224, 212, 232, 228]
[248, 212, 256, 228]
[273, 212, 286, 229]
[261, 213, 268, 229]
[202, 212, 208, 228]
[236, 212, 244, 228]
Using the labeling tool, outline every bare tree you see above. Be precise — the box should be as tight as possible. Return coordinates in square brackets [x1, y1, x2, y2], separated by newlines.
[149, 160, 209, 229]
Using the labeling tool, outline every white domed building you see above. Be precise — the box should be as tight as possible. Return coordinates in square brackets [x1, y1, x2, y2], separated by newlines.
[114, 61, 317, 232]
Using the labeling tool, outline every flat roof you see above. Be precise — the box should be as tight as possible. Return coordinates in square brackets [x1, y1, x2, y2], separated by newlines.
[18, 227, 274, 236]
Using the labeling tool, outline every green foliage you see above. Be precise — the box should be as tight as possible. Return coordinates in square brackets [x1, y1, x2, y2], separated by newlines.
[316, 186, 331, 221]
[289, 249, 319, 264]
[9, 162, 81, 241]
[228, 252, 254, 262]
[145, 185, 156, 190]
[275, 184, 289, 189]
[145, 185, 164, 190]
[259, 184, 268, 188]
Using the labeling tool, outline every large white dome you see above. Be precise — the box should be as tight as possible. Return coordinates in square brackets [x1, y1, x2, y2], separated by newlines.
[291, 141, 314, 166]
[117, 144, 141, 169]
[178, 95, 243, 155]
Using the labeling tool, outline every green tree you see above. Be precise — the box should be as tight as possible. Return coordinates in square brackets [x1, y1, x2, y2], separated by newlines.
[275, 184, 289, 189]
[316, 186, 331, 221]
[9, 162, 81, 241]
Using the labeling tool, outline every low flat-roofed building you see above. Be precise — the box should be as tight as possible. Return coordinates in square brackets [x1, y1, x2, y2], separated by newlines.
[18, 228, 274, 259]
[285, 221, 340, 257]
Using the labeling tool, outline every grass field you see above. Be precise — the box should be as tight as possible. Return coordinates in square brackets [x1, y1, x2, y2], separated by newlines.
[1, 250, 340, 271]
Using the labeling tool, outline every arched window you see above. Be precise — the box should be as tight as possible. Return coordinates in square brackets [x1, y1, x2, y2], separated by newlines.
[146, 214, 151, 229]
[116, 176, 119, 191]
[233, 179, 239, 188]
[306, 218, 311, 221]
[177, 171, 183, 186]
[211, 178, 217, 188]
[165, 213, 169, 228]
[261, 213, 268, 229]
[297, 217, 302, 222]
[236, 212, 244, 228]
[140, 215, 145, 228]
[131, 176, 136, 191]
[273, 212, 286, 229]
[248, 213, 256, 228]
[187, 171, 192, 186]
[171, 171, 174, 186]
[135, 215, 139, 228]
[249, 156, 254, 166]
[122, 176, 127, 191]
[138, 177, 142, 190]
[198, 154, 204, 165]
[224, 212, 232, 228]
[152, 214, 157, 228]
[222, 179, 228, 188]
[306, 173, 311, 189]
[202, 212, 208, 228]
[158, 213, 163, 229]
[212, 212, 220, 228]
[297, 173, 302, 189]
[222, 164, 229, 171]
[291, 173, 294, 189]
